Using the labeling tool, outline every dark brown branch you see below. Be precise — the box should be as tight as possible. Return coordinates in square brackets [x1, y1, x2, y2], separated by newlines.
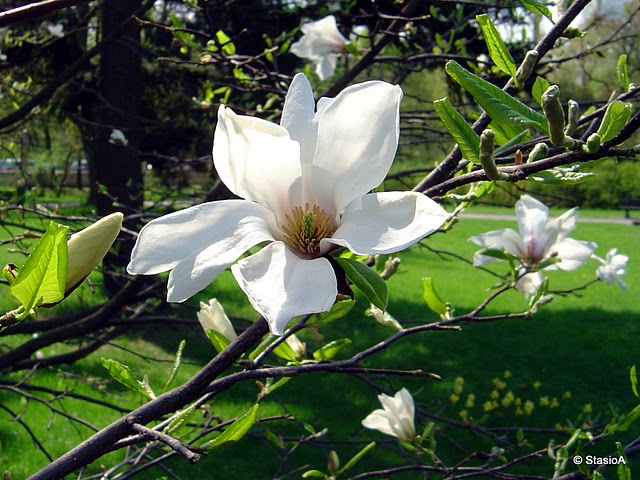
[129, 423, 200, 464]
[0, 0, 88, 27]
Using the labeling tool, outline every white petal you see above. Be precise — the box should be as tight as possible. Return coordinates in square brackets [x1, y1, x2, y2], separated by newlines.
[127, 200, 276, 302]
[515, 271, 543, 299]
[309, 81, 403, 213]
[361, 410, 398, 438]
[469, 228, 526, 266]
[515, 195, 552, 260]
[315, 54, 337, 80]
[324, 192, 447, 255]
[212, 106, 302, 217]
[290, 16, 347, 58]
[548, 238, 597, 271]
[231, 242, 337, 335]
[280, 73, 319, 177]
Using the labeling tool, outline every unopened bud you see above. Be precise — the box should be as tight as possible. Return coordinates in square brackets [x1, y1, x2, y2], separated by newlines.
[197, 298, 238, 342]
[380, 257, 401, 280]
[368, 305, 403, 331]
[480, 129, 509, 180]
[583, 133, 602, 154]
[327, 450, 340, 474]
[527, 143, 549, 163]
[515, 50, 538, 86]
[541, 86, 574, 148]
[3, 264, 18, 285]
[65, 212, 123, 294]
[564, 99, 579, 135]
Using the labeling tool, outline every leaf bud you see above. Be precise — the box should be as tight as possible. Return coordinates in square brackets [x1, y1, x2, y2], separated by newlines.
[480, 129, 509, 180]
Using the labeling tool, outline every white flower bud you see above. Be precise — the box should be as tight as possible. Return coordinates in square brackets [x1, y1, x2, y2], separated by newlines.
[197, 298, 237, 342]
[65, 212, 123, 294]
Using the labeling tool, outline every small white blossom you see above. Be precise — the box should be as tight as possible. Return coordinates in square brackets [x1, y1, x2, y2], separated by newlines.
[290, 15, 348, 80]
[362, 388, 416, 442]
[368, 305, 403, 331]
[128, 73, 448, 335]
[197, 298, 237, 342]
[47, 23, 65, 38]
[470, 195, 596, 273]
[285, 333, 306, 360]
[109, 129, 128, 145]
[593, 248, 628, 290]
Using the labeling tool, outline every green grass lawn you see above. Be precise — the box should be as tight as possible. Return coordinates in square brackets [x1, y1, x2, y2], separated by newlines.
[0, 206, 638, 478]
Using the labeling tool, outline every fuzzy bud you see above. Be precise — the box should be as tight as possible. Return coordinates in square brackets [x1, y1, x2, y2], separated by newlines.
[480, 129, 509, 180]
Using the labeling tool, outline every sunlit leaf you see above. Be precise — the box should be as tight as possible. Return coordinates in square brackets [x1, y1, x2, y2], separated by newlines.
[422, 277, 447, 316]
[313, 339, 352, 360]
[596, 101, 632, 142]
[617, 54, 630, 92]
[101, 358, 153, 400]
[476, 15, 516, 78]
[10, 221, 68, 312]
[532, 76, 551, 106]
[336, 258, 388, 311]
[434, 97, 480, 163]
[519, 0, 554, 22]
[314, 299, 354, 323]
[527, 167, 596, 185]
[203, 404, 259, 450]
[445, 61, 548, 134]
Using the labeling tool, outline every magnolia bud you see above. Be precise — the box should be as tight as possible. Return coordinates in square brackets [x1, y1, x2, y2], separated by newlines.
[65, 212, 123, 294]
[480, 129, 509, 180]
[197, 298, 238, 342]
[527, 143, 549, 163]
[541, 85, 575, 148]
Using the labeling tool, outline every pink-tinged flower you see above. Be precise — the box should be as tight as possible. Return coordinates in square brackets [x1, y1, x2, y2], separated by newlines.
[127, 73, 448, 335]
[362, 388, 417, 441]
[594, 248, 628, 290]
[469, 195, 596, 272]
[515, 270, 543, 299]
[290, 15, 348, 80]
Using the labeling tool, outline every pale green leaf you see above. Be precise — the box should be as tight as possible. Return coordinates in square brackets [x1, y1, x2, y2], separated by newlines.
[313, 299, 354, 323]
[273, 339, 300, 362]
[527, 168, 596, 185]
[422, 277, 447, 316]
[10, 221, 68, 312]
[337, 441, 376, 475]
[336, 258, 388, 311]
[445, 61, 548, 134]
[520, 0, 554, 22]
[215, 30, 236, 55]
[162, 339, 186, 393]
[101, 358, 153, 399]
[476, 15, 516, 78]
[434, 97, 480, 163]
[532, 76, 551, 106]
[616, 442, 631, 480]
[205, 329, 231, 353]
[631, 365, 639, 399]
[617, 54, 630, 92]
[596, 101, 632, 142]
[203, 404, 259, 450]
[313, 339, 352, 361]
[164, 404, 197, 435]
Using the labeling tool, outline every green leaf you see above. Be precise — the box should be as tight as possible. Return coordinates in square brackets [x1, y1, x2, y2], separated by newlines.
[445, 61, 548, 134]
[488, 119, 527, 146]
[527, 167, 596, 185]
[215, 30, 236, 55]
[204, 329, 231, 353]
[337, 441, 376, 475]
[302, 470, 326, 478]
[617, 54, 630, 92]
[434, 97, 480, 163]
[477, 248, 518, 262]
[631, 365, 639, 398]
[532, 76, 551, 106]
[162, 340, 186, 393]
[616, 442, 631, 480]
[335, 258, 388, 311]
[10, 222, 68, 312]
[422, 277, 447, 316]
[495, 128, 530, 153]
[164, 404, 197, 435]
[203, 404, 259, 450]
[101, 358, 153, 399]
[273, 339, 300, 362]
[607, 404, 640, 433]
[519, 0, 554, 22]
[313, 299, 354, 323]
[313, 338, 352, 360]
[476, 15, 517, 78]
[596, 101, 632, 143]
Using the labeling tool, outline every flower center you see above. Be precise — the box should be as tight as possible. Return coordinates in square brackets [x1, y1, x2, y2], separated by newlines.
[281, 203, 337, 256]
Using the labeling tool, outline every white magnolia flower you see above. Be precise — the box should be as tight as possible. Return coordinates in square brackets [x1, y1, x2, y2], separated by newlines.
[47, 23, 65, 38]
[362, 388, 416, 441]
[127, 73, 448, 335]
[469, 195, 596, 272]
[594, 248, 628, 290]
[197, 298, 237, 342]
[290, 15, 348, 80]
[109, 129, 128, 145]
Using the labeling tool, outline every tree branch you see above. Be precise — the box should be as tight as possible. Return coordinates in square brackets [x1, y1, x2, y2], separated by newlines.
[0, 0, 89, 28]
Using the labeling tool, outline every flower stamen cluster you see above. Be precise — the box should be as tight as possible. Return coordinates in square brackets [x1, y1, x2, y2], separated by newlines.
[281, 203, 336, 255]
